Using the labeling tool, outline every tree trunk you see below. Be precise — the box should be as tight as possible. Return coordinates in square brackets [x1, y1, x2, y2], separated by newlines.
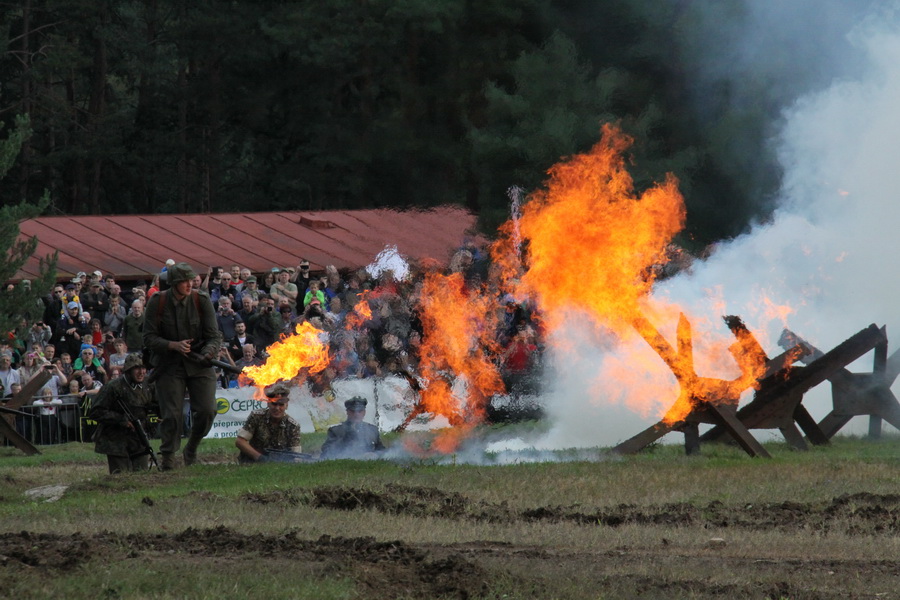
[135, 0, 160, 213]
[177, 62, 189, 213]
[18, 0, 33, 200]
[87, 4, 110, 214]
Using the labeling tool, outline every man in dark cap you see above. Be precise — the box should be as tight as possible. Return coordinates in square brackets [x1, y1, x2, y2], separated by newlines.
[234, 383, 302, 463]
[81, 280, 109, 324]
[320, 396, 385, 459]
[143, 262, 222, 470]
[89, 353, 157, 474]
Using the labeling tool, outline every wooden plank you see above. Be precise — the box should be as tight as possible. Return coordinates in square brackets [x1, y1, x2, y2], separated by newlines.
[0, 412, 40, 455]
[716, 326, 885, 436]
[707, 403, 771, 458]
[611, 421, 676, 455]
[779, 423, 808, 451]
[763, 344, 811, 379]
[868, 416, 883, 439]
[5, 371, 52, 411]
[884, 347, 900, 383]
[757, 325, 884, 403]
[0, 372, 53, 456]
[874, 392, 900, 432]
[785, 327, 900, 439]
[817, 411, 853, 439]
[682, 422, 700, 455]
[793, 404, 830, 446]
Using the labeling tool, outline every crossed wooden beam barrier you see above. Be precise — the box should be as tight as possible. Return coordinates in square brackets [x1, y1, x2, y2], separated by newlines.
[699, 324, 885, 451]
[0, 371, 52, 456]
[777, 327, 900, 439]
[613, 314, 798, 458]
[612, 314, 890, 457]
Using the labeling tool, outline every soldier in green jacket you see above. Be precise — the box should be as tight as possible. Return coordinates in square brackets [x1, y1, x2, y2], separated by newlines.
[143, 262, 222, 470]
[90, 353, 156, 474]
[235, 383, 302, 463]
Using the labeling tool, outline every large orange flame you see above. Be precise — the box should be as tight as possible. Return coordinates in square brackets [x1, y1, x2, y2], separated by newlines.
[492, 124, 769, 423]
[241, 321, 330, 389]
[412, 272, 504, 448]
[496, 124, 685, 332]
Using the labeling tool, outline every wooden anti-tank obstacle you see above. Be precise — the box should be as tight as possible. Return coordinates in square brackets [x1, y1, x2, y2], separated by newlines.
[777, 327, 900, 439]
[613, 315, 805, 458]
[0, 370, 52, 456]
[700, 324, 886, 450]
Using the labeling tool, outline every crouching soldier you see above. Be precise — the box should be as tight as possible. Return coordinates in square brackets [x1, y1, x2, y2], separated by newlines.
[90, 354, 157, 474]
[320, 397, 385, 459]
[235, 383, 303, 463]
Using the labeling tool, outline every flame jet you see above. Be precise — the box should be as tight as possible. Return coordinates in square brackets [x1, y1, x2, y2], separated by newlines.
[492, 124, 767, 423]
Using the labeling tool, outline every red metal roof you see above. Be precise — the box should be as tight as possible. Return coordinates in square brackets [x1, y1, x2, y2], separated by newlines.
[16, 207, 481, 281]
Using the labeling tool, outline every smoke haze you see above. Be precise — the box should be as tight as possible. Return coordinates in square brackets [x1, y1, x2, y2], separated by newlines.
[534, 1, 900, 448]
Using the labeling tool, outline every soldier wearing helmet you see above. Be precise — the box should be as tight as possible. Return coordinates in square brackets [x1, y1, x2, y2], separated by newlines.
[89, 353, 157, 474]
[143, 261, 222, 470]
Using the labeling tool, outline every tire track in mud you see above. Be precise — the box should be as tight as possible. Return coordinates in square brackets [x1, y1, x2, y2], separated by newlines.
[0, 527, 489, 600]
[249, 485, 900, 535]
[4, 527, 897, 600]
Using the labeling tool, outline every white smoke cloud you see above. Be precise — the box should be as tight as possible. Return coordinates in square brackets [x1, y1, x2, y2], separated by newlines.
[529, 3, 900, 450]
[366, 245, 411, 281]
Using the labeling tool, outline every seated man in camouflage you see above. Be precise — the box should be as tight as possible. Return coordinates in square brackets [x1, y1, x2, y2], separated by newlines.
[319, 396, 386, 459]
[89, 354, 157, 474]
[234, 383, 302, 463]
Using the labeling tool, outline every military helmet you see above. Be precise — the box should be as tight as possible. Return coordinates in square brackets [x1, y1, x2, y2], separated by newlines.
[264, 382, 290, 400]
[123, 353, 145, 372]
[344, 396, 367, 410]
[167, 262, 197, 284]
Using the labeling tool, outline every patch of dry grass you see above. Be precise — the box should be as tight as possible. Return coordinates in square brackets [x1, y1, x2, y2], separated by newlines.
[2, 432, 900, 599]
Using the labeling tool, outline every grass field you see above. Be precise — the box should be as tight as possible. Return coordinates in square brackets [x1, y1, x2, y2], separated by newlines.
[2, 426, 899, 599]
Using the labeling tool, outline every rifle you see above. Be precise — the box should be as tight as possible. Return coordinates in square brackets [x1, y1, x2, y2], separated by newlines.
[188, 351, 242, 374]
[147, 350, 242, 384]
[261, 449, 318, 463]
[115, 397, 160, 471]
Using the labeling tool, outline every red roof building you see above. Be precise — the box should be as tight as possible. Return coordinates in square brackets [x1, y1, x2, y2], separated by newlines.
[16, 207, 481, 281]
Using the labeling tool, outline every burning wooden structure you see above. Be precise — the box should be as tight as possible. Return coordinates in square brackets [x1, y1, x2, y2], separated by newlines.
[698, 324, 887, 451]
[613, 314, 800, 458]
[776, 327, 900, 439]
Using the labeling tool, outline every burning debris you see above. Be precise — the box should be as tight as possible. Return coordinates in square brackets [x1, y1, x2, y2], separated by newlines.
[226, 125, 896, 460]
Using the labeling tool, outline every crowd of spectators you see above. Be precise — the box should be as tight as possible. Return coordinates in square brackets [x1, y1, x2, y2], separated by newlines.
[1, 247, 544, 417]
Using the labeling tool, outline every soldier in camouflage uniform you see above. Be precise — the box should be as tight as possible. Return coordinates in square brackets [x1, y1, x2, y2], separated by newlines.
[143, 262, 222, 470]
[320, 397, 386, 459]
[90, 353, 156, 474]
[235, 383, 302, 463]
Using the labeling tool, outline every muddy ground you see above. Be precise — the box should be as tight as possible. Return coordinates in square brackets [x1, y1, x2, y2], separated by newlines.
[3, 485, 900, 599]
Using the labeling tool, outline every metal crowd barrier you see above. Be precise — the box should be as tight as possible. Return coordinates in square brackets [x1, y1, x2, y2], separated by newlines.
[10, 401, 86, 445]
[4, 393, 163, 446]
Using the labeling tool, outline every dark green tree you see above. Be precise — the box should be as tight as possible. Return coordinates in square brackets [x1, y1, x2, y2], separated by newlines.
[0, 115, 58, 338]
[468, 30, 700, 233]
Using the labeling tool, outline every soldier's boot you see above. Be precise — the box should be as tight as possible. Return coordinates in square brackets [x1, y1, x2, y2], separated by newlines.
[160, 452, 176, 471]
[183, 438, 201, 467]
